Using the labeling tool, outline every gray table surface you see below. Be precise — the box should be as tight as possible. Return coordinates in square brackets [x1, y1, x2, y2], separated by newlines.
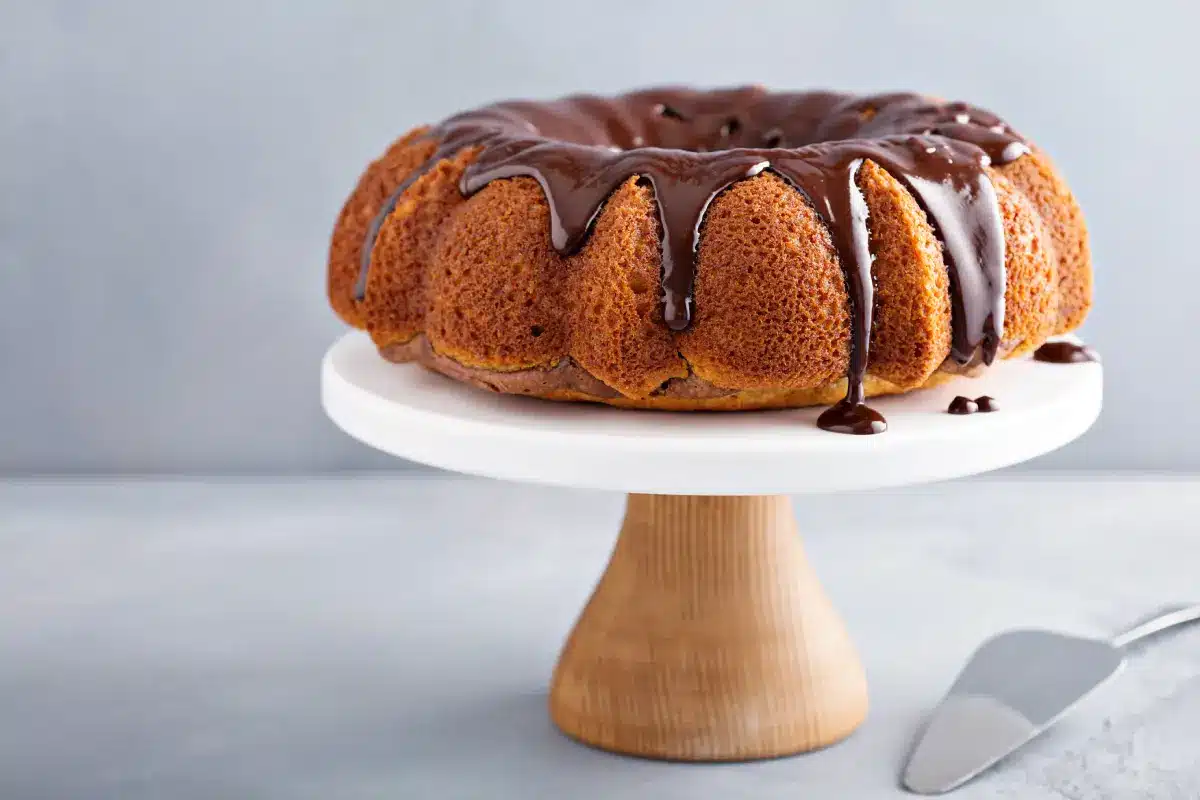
[1, 475, 1198, 799]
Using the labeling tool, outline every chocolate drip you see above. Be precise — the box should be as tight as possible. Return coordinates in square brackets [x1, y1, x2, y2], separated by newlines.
[1033, 341, 1099, 363]
[354, 152, 434, 299]
[355, 88, 1030, 433]
[765, 137, 1009, 428]
[465, 146, 771, 329]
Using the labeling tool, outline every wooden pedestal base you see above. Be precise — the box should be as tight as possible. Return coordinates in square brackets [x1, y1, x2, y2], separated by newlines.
[549, 494, 868, 761]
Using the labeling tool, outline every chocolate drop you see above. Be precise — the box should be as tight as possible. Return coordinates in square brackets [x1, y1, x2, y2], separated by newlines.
[948, 396, 978, 415]
[1033, 341, 1099, 364]
[817, 400, 887, 435]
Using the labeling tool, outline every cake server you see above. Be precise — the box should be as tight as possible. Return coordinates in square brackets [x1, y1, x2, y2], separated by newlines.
[901, 603, 1200, 795]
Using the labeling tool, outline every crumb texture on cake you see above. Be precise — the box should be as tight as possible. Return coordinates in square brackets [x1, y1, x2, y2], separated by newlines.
[327, 89, 1091, 411]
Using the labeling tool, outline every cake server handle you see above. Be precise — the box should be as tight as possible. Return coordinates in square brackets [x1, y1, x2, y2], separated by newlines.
[1110, 603, 1200, 650]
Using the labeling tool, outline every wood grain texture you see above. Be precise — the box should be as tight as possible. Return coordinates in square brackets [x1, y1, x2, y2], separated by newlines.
[549, 493, 869, 760]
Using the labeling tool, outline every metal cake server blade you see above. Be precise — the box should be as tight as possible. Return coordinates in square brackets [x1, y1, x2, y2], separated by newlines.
[901, 603, 1200, 795]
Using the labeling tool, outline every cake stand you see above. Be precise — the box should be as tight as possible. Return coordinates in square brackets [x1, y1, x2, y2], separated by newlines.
[321, 332, 1102, 761]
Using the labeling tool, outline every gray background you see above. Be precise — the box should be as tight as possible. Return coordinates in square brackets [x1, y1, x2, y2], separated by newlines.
[1, 0, 1195, 475]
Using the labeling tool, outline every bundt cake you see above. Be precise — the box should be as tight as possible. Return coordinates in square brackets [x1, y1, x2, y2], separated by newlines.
[327, 87, 1091, 434]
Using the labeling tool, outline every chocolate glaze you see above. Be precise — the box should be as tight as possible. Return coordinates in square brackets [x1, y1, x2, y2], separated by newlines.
[948, 396, 979, 415]
[817, 399, 888, 435]
[356, 88, 1030, 434]
[1033, 341, 1099, 364]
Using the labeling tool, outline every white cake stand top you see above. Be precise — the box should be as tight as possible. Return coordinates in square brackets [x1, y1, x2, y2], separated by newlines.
[321, 332, 1101, 495]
